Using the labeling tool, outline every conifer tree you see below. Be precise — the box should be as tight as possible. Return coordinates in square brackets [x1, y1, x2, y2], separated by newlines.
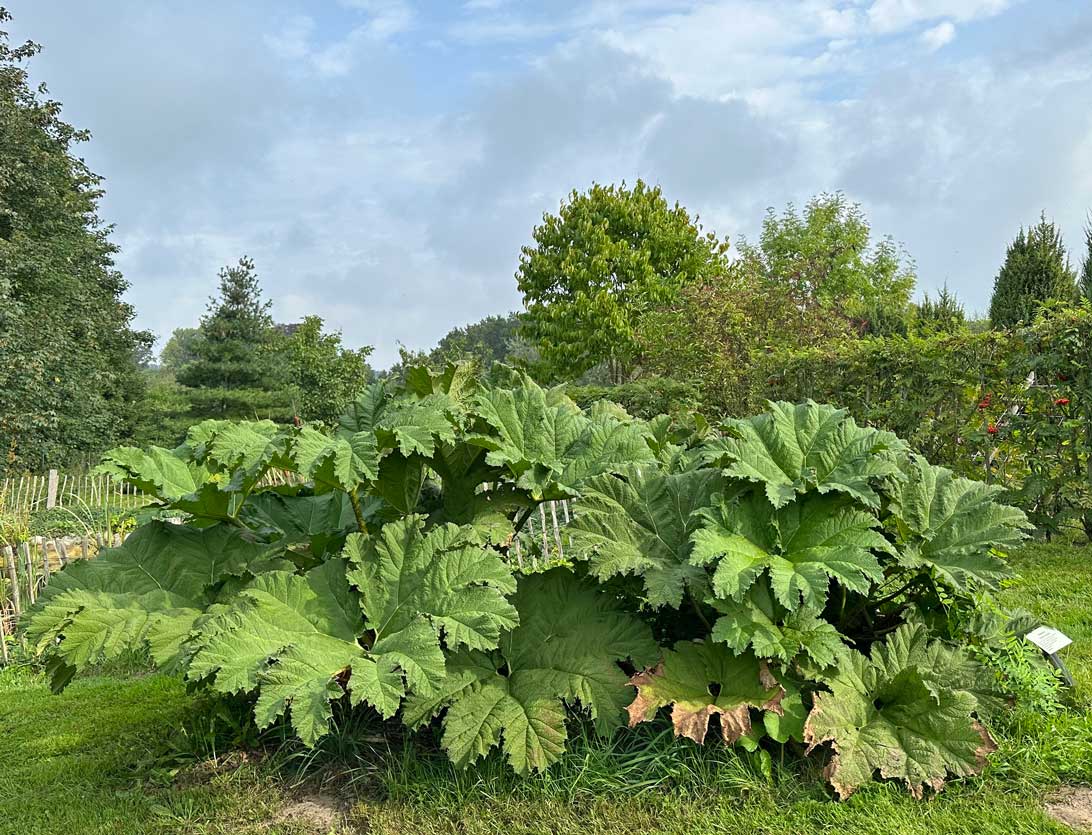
[989, 213, 1076, 328]
[1079, 214, 1092, 304]
[177, 257, 288, 420]
[916, 284, 966, 334]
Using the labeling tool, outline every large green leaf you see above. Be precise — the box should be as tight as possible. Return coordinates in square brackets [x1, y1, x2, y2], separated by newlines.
[374, 394, 459, 458]
[25, 522, 269, 687]
[566, 466, 724, 607]
[469, 377, 653, 499]
[38, 521, 271, 603]
[345, 516, 519, 669]
[709, 580, 845, 667]
[28, 588, 202, 687]
[292, 426, 380, 492]
[703, 401, 904, 508]
[97, 445, 210, 501]
[240, 491, 363, 554]
[186, 559, 371, 744]
[626, 639, 784, 745]
[187, 557, 453, 743]
[691, 493, 891, 610]
[289, 383, 389, 491]
[803, 624, 997, 799]
[186, 419, 292, 492]
[889, 455, 1029, 591]
[406, 570, 657, 774]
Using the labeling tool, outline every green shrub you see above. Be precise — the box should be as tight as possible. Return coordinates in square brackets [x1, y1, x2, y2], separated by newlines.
[755, 302, 1092, 538]
[24, 366, 1031, 799]
[564, 376, 702, 420]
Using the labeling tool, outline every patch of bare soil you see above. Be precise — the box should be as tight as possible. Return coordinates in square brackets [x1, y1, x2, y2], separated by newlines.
[272, 793, 346, 834]
[1045, 787, 1092, 832]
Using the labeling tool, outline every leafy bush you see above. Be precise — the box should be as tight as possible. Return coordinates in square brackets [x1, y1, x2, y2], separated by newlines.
[23, 367, 1031, 799]
[564, 377, 702, 420]
[755, 302, 1092, 538]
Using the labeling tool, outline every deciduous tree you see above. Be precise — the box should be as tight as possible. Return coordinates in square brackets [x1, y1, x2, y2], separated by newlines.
[0, 10, 151, 473]
[517, 181, 728, 383]
[277, 315, 374, 425]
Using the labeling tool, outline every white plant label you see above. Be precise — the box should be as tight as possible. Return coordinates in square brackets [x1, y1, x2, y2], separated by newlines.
[1025, 626, 1072, 655]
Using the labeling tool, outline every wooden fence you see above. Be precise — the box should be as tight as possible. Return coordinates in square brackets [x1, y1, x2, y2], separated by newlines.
[511, 499, 573, 571]
[1, 469, 144, 515]
[0, 529, 133, 664]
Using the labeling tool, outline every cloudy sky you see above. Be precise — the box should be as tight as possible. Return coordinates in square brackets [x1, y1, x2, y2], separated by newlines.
[8, 1, 1092, 366]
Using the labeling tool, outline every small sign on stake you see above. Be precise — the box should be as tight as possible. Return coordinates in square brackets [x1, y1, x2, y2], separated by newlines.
[1025, 626, 1075, 687]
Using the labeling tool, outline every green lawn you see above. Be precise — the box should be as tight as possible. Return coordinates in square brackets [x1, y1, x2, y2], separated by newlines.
[1, 540, 1090, 835]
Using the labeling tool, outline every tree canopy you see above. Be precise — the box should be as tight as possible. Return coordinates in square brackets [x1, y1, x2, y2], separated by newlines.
[989, 213, 1076, 328]
[429, 312, 520, 371]
[174, 256, 289, 421]
[640, 194, 916, 414]
[159, 327, 200, 371]
[517, 180, 728, 383]
[737, 193, 916, 330]
[915, 285, 966, 335]
[277, 315, 374, 425]
[0, 11, 151, 473]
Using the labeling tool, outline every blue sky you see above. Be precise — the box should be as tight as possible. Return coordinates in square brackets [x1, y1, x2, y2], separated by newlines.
[8, 0, 1092, 366]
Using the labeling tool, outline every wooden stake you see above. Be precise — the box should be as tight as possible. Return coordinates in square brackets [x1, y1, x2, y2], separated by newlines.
[56, 538, 69, 566]
[2, 546, 19, 615]
[539, 504, 550, 558]
[46, 469, 59, 509]
[20, 542, 35, 604]
[40, 538, 50, 583]
[549, 501, 563, 559]
[0, 606, 9, 665]
[512, 536, 524, 570]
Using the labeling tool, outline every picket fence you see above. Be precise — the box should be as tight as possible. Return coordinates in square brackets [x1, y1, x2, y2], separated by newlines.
[1, 469, 143, 514]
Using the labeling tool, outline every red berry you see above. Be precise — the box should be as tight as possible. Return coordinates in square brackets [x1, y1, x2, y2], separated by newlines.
[1055, 398, 1070, 406]
[987, 423, 998, 435]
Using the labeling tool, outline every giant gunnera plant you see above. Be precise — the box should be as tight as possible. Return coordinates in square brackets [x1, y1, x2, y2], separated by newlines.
[25, 365, 1031, 798]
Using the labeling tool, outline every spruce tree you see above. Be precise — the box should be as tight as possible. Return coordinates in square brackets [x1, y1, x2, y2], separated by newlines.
[1080, 214, 1092, 304]
[989, 213, 1076, 328]
[177, 257, 289, 420]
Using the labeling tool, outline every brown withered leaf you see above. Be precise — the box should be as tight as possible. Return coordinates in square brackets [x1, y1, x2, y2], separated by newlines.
[625, 640, 783, 746]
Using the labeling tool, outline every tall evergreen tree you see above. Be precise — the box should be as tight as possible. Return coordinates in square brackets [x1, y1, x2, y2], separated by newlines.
[1080, 213, 1092, 304]
[0, 10, 151, 473]
[915, 284, 966, 335]
[177, 257, 288, 420]
[989, 213, 1076, 328]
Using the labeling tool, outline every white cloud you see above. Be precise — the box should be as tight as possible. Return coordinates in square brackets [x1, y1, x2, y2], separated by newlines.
[921, 20, 957, 50]
[339, 0, 415, 36]
[867, 0, 1010, 34]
